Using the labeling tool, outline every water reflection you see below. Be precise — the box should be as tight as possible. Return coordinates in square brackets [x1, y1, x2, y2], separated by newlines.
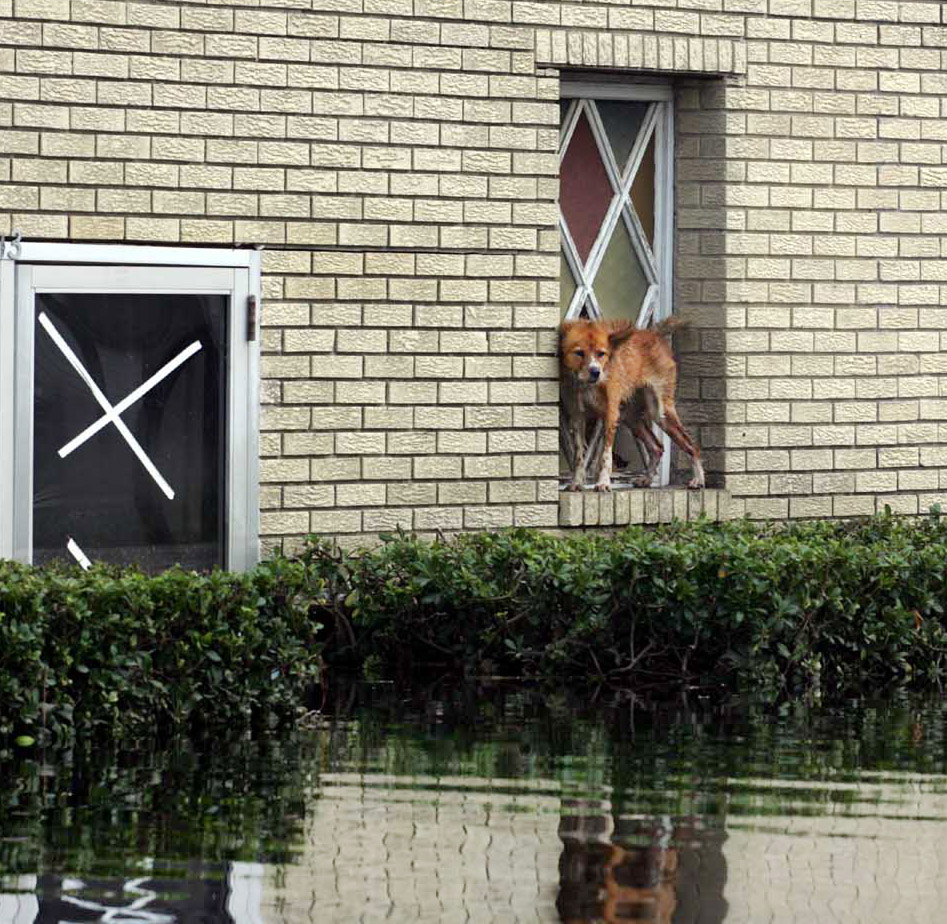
[2, 867, 261, 924]
[559, 818, 681, 923]
[3, 688, 947, 923]
[558, 815, 727, 924]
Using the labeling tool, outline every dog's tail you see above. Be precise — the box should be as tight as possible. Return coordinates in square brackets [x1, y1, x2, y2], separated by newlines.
[653, 316, 688, 339]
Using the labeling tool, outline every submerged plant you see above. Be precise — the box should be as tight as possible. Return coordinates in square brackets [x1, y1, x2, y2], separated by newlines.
[4, 512, 947, 742]
[306, 511, 947, 696]
[0, 557, 324, 740]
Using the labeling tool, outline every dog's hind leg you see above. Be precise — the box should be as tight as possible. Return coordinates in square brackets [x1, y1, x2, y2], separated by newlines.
[632, 429, 652, 483]
[655, 401, 705, 488]
[631, 418, 663, 487]
[623, 387, 662, 487]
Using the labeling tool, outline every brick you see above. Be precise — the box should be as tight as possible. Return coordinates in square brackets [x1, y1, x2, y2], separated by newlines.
[310, 510, 361, 533]
[15, 0, 69, 19]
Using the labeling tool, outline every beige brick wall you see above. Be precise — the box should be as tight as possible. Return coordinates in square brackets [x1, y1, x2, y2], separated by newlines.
[2, 0, 946, 548]
[669, 0, 947, 521]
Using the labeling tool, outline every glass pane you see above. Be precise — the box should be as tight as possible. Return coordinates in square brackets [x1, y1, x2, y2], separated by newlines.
[591, 215, 650, 322]
[560, 252, 577, 317]
[596, 100, 648, 174]
[560, 111, 615, 265]
[559, 98, 572, 128]
[630, 131, 656, 249]
[33, 293, 228, 571]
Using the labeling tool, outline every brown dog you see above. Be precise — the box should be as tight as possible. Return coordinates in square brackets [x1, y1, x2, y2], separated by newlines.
[560, 317, 705, 492]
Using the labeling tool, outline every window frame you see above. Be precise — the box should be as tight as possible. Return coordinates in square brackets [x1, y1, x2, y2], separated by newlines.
[0, 244, 261, 570]
[558, 80, 675, 488]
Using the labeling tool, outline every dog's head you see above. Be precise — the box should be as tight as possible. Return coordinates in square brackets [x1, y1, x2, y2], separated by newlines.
[559, 320, 635, 385]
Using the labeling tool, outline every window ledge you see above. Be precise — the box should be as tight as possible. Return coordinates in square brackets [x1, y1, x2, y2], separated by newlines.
[559, 486, 731, 528]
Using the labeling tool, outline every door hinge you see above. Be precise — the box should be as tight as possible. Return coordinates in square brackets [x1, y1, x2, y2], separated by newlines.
[246, 294, 257, 342]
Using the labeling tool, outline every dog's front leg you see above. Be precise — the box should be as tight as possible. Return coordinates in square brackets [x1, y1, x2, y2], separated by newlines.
[595, 400, 620, 492]
[568, 414, 587, 491]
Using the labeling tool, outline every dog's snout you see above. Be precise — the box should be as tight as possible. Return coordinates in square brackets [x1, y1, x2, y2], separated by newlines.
[588, 365, 600, 382]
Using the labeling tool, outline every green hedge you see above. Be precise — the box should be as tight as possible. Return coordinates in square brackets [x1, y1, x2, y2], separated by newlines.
[4, 512, 947, 741]
[0, 558, 324, 740]
[308, 512, 947, 694]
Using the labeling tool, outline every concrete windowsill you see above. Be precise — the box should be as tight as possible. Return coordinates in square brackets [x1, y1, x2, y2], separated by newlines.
[558, 486, 731, 528]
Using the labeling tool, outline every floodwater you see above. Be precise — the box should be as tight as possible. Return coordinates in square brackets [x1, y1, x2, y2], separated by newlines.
[3, 686, 947, 924]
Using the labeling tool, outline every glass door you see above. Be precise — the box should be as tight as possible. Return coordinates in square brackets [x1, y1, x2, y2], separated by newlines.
[11, 263, 255, 571]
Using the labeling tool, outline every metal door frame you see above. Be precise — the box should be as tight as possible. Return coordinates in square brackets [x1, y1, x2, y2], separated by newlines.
[0, 244, 261, 570]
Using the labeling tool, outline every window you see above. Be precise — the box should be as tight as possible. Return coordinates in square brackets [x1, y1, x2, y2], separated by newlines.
[0, 245, 260, 571]
[558, 82, 674, 487]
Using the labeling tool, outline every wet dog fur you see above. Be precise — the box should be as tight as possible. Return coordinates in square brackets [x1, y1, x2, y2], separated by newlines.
[559, 317, 705, 492]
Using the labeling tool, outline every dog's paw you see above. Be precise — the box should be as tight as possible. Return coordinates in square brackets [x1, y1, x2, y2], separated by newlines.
[566, 482, 584, 492]
[687, 477, 705, 490]
[631, 474, 653, 488]
[594, 481, 612, 493]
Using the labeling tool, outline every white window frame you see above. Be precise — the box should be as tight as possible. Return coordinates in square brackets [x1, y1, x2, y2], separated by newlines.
[559, 80, 675, 487]
[0, 244, 261, 570]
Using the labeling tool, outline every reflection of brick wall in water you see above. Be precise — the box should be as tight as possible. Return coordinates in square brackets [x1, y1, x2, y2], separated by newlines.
[719, 808, 947, 924]
[257, 778, 731, 924]
[259, 774, 564, 923]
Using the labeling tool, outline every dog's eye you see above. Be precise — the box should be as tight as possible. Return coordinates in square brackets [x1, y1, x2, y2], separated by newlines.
[595, 350, 606, 358]
[574, 350, 585, 358]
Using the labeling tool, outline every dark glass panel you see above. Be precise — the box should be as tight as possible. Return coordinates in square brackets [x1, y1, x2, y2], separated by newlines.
[596, 100, 648, 174]
[33, 293, 228, 571]
[630, 131, 656, 249]
[559, 111, 615, 265]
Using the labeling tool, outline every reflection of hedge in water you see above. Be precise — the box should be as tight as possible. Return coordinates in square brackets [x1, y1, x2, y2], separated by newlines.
[332, 685, 947, 786]
[0, 731, 314, 879]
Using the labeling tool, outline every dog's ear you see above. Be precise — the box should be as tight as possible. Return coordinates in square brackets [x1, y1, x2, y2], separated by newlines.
[558, 320, 577, 356]
[608, 323, 636, 348]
